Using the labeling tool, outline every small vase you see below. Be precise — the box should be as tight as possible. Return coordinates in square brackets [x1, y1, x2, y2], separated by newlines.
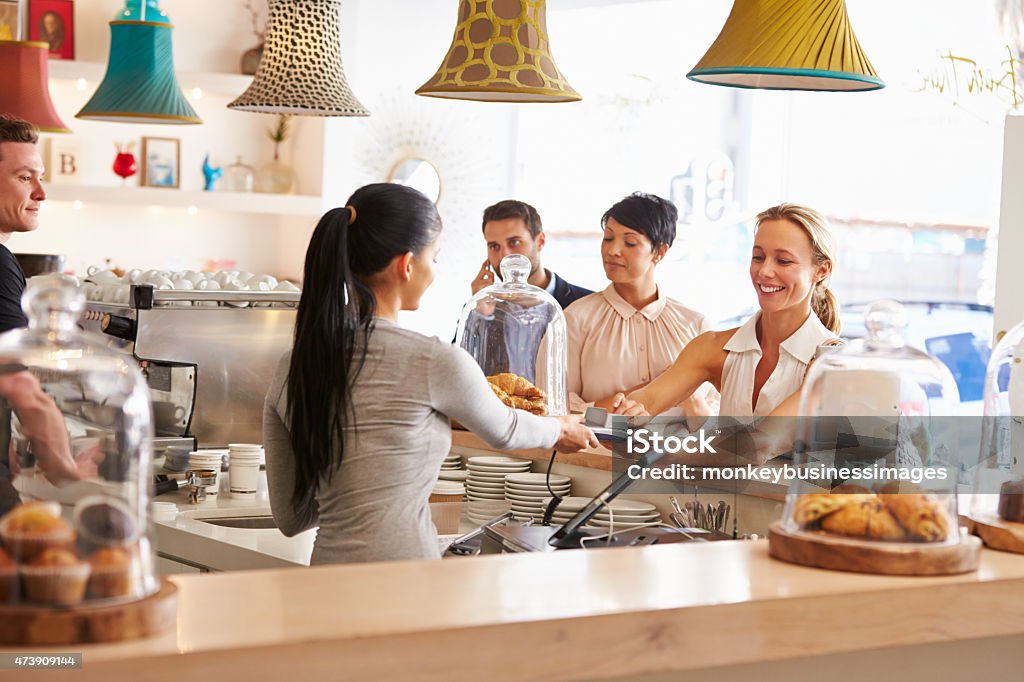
[223, 157, 255, 193]
[255, 160, 296, 195]
[241, 43, 264, 75]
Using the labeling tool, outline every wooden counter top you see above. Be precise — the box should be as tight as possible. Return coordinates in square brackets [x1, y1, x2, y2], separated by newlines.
[4, 541, 1024, 681]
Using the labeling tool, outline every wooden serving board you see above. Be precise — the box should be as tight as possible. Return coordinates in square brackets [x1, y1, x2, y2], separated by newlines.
[768, 522, 981, 576]
[0, 577, 177, 645]
[972, 514, 1024, 554]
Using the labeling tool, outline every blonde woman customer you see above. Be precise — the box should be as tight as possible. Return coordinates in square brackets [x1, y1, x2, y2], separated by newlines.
[619, 203, 841, 424]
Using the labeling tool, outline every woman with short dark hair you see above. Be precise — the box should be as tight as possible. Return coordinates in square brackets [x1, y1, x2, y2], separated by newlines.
[263, 183, 597, 565]
[564, 192, 712, 412]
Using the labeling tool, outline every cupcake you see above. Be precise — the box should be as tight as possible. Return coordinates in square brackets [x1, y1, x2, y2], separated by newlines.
[87, 546, 134, 599]
[21, 547, 90, 606]
[0, 547, 16, 603]
[0, 503, 75, 561]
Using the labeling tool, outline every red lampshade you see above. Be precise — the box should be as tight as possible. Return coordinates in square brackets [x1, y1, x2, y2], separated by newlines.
[0, 41, 71, 133]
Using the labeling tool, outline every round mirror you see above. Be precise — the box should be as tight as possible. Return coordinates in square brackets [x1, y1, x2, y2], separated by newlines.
[388, 158, 441, 203]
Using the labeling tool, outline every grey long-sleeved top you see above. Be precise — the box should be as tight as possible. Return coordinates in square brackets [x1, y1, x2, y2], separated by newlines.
[263, 318, 560, 565]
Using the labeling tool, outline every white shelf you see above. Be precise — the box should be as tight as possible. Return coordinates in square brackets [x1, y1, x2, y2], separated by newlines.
[47, 60, 253, 98]
[45, 184, 324, 217]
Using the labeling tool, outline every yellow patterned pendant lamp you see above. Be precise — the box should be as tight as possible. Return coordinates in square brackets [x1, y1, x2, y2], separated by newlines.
[416, 0, 581, 103]
[688, 0, 883, 92]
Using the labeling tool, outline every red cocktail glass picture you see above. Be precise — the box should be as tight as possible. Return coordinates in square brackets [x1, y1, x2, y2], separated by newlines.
[113, 142, 137, 185]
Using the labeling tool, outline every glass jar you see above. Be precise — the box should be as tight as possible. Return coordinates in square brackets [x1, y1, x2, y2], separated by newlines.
[222, 156, 255, 193]
[455, 254, 567, 416]
[780, 300, 962, 544]
[0, 275, 156, 606]
[970, 318, 1024, 522]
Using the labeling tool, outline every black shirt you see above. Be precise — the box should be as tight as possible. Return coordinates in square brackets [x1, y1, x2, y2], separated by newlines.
[0, 245, 27, 333]
[0, 244, 26, 515]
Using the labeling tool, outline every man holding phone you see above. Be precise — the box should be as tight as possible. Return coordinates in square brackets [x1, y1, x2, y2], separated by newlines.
[470, 200, 591, 309]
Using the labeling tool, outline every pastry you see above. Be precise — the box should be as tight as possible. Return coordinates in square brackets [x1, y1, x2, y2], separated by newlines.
[87, 546, 134, 599]
[792, 494, 848, 527]
[880, 493, 949, 542]
[0, 547, 15, 603]
[0, 503, 75, 560]
[792, 493, 874, 527]
[21, 547, 90, 606]
[998, 480, 1024, 523]
[488, 382, 547, 415]
[487, 373, 545, 401]
[820, 498, 907, 541]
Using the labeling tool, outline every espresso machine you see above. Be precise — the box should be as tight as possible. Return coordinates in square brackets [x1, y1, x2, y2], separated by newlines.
[80, 284, 299, 452]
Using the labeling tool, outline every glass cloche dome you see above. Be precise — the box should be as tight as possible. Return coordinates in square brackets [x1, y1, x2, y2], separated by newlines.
[455, 254, 567, 416]
[780, 300, 962, 545]
[0, 275, 156, 607]
[971, 317, 1024, 523]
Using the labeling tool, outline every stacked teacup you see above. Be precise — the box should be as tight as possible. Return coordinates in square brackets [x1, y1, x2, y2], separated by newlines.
[227, 443, 263, 498]
[188, 450, 226, 497]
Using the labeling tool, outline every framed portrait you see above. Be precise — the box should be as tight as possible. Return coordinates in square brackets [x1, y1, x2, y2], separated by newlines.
[141, 137, 180, 189]
[28, 0, 73, 60]
[0, 0, 21, 41]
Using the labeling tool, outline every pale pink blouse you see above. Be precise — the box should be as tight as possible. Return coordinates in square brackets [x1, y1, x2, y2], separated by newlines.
[565, 285, 710, 412]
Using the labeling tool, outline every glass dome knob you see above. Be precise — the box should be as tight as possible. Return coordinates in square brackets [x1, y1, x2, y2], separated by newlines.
[864, 300, 907, 346]
[23, 274, 85, 338]
[499, 254, 532, 284]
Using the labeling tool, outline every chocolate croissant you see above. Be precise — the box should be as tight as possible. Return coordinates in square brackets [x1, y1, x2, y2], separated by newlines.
[487, 373, 545, 401]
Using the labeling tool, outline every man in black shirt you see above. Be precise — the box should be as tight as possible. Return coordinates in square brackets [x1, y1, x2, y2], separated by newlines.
[0, 115, 47, 512]
[0, 114, 43, 331]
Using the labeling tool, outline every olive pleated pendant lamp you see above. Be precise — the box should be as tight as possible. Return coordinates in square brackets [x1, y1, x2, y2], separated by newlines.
[77, 0, 201, 124]
[416, 0, 581, 103]
[687, 0, 884, 92]
[228, 0, 368, 116]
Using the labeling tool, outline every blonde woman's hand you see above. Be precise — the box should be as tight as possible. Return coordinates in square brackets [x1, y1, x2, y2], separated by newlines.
[553, 414, 599, 453]
[609, 393, 648, 417]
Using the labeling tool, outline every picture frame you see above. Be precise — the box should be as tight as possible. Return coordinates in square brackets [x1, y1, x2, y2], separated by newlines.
[141, 137, 181, 189]
[0, 0, 21, 41]
[43, 137, 81, 185]
[28, 0, 73, 60]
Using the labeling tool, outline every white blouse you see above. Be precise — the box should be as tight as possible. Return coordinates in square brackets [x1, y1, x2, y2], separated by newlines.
[566, 285, 709, 411]
[719, 311, 838, 417]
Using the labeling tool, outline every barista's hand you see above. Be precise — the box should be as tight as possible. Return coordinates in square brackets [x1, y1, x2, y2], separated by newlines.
[470, 260, 496, 295]
[608, 393, 647, 417]
[552, 414, 599, 453]
[0, 371, 78, 485]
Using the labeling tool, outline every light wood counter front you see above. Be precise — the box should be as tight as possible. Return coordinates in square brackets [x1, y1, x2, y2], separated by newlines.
[3, 541, 1024, 681]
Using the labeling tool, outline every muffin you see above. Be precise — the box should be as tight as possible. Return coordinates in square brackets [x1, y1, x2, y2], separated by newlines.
[21, 547, 90, 606]
[87, 546, 134, 599]
[0, 503, 75, 561]
[0, 547, 16, 603]
[73, 497, 137, 554]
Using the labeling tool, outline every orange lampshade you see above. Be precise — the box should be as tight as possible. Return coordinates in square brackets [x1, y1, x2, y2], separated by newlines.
[0, 41, 71, 132]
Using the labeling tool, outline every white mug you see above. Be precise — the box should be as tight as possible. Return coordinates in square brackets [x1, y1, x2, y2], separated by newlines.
[248, 274, 278, 289]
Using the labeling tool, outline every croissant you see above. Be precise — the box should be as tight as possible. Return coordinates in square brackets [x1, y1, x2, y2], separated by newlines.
[792, 494, 854, 527]
[820, 498, 907, 541]
[487, 373, 545, 401]
[489, 383, 512, 403]
[879, 493, 948, 542]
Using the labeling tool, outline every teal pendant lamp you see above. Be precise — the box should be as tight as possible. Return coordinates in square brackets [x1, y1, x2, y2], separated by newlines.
[77, 0, 201, 124]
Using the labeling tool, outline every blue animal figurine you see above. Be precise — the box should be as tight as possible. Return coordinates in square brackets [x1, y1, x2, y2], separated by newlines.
[202, 154, 223, 191]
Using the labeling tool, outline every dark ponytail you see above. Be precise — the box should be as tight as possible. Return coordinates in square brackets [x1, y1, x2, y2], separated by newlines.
[286, 183, 442, 518]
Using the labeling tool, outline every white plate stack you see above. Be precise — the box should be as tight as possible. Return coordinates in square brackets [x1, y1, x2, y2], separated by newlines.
[542, 497, 661, 529]
[441, 453, 462, 471]
[465, 500, 511, 526]
[465, 456, 531, 502]
[504, 473, 571, 522]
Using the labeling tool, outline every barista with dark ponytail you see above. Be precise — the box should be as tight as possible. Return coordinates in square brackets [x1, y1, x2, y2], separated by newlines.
[264, 184, 597, 565]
